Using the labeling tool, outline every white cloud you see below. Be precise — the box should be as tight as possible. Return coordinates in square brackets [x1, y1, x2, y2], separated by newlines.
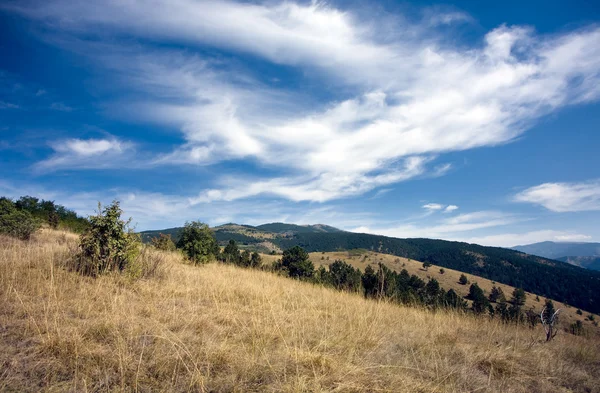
[423, 203, 444, 211]
[422, 203, 458, 213]
[444, 205, 458, 213]
[35, 137, 133, 172]
[6, 1, 600, 203]
[515, 180, 600, 212]
[351, 210, 521, 239]
[554, 234, 592, 242]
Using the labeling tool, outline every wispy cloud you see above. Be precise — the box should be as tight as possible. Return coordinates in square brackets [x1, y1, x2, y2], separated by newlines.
[444, 205, 459, 213]
[34, 137, 133, 172]
[352, 210, 522, 239]
[5, 1, 600, 203]
[423, 203, 444, 211]
[0, 101, 20, 109]
[515, 180, 600, 212]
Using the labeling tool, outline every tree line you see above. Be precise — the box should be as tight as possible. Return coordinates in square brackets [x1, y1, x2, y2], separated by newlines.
[0, 195, 89, 239]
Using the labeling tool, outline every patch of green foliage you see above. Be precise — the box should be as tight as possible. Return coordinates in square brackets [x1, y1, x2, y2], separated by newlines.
[13, 195, 89, 233]
[0, 197, 40, 240]
[176, 221, 219, 264]
[73, 201, 141, 277]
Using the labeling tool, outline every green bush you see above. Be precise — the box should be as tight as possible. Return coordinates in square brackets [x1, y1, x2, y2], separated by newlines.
[151, 233, 177, 252]
[72, 201, 140, 276]
[0, 197, 40, 240]
[176, 221, 219, 264]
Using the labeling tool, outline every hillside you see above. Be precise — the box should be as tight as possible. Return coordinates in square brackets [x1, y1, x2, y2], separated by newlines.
[260, 249, 600, 335]
[139, 224, 600, 314]
[1, 230, 599, 392]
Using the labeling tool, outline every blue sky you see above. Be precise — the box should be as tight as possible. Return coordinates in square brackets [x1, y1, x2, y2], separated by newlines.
[1, 0, 600, 247]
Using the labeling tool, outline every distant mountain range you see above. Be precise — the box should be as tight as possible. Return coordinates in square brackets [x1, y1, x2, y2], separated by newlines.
[512, 241, 600, 271]
[140, 222, 600, 314]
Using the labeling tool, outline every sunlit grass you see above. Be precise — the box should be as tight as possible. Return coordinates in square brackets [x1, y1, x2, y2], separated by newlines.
[0, 230, 598, 392]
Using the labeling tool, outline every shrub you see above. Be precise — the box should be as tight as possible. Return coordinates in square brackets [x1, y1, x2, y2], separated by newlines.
[571, 320, 584, 336]
[151, 233, 176, 252]
[72, 201, 141, 277]
[176, 221, 219, 264]
[458, 274, 468, 285]
[250, 251, 262, 268]
[439, 268, 445, 274]
[0, 197, 40, 240]
[576, 309, 583, 315]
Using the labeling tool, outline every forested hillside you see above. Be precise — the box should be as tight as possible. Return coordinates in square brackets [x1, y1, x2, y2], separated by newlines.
[139, 223, 600, 314]
[279, 232, 600, 314]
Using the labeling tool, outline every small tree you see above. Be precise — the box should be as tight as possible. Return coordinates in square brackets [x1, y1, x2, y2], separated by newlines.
[222, 239, 240, 264]
[0, 197, 40, 240]
[468, 283, 489, 315]
[281, 246, 314, 279]
[511, 288, 527, 307]
[439, 268, 445, 275]
[488, 286, 505, 303]
[458, 274, 468, 285]
[151, 233, 176, 252]
[176, 221, 219, 264]
[74, 201, 140, 276]
[241, 249, 251, 267]
[250, 251, 262, 268]
[525, 307, 539, 329]
[422, 261, 432, 271]
[576, 309, 583, 315]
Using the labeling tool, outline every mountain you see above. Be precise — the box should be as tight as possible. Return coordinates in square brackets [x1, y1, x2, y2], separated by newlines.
[140, 223, 600, 314]
[255, 222, 343, 234]
[557, 256, 600, 271]
[513, 241, 600, 259]
[513, 241, 600, 271]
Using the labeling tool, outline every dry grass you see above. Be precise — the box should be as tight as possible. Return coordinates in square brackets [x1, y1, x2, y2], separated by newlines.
[1, 230, 599, 392]
[276, 250, 600, 336]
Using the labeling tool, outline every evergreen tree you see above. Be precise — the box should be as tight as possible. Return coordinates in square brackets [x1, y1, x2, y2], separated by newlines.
[281, 246, 314, 279]
[488, 286, 505, 303]
[468, 283, 489, 314]
[458, 274, 468, 285]
[362, 265, 378, 298]
[222, 239, 240, 264]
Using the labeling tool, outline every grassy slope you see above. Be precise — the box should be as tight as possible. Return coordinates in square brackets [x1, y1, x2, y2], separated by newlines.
[1, 230, 599, 392]
[260, 250, 600, 336]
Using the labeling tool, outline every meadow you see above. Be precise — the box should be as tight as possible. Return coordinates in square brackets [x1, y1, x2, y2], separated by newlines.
[1, 229, 599, 392]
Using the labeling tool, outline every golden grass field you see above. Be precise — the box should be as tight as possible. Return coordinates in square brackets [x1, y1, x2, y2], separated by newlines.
[1, 229, 600, 392]
[260, 249, 600, 336]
